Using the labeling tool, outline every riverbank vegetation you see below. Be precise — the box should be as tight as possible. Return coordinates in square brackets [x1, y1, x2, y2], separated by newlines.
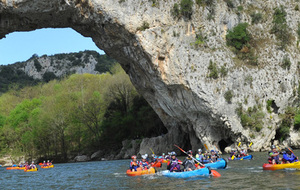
[0, 64, 167, 163]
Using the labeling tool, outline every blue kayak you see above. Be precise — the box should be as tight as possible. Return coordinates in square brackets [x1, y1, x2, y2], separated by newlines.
[161, 167, 210, 178]
[204, 158, 227, 169]
[228, 155, 253, 161]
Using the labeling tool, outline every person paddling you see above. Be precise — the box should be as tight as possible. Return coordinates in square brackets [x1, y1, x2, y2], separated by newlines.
[239, 147, 248, 157]
[43, 161, 47, 167]
[282, 148, 298, 163]
[167, 152, 182, 172]
[182, 150, 200, 171]
[140, 155, 150, 170]
[268, 145, 281, 164]
[29, 161, 36, 169]
[210, 150, 218, 162]
[129, 155, 140, 172]
[195, 149, 204, 163]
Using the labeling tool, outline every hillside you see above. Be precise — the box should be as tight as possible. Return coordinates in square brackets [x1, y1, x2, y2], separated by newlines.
[0, 50, 116, 93]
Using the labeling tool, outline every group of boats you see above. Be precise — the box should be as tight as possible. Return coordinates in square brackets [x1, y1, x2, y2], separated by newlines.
[5, 163, 54, 172]
[126, 151, 300, 178]
[126, 157, 227, 178]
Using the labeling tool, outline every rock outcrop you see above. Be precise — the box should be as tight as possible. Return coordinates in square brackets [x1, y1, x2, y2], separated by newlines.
[1, 0, 300, 154]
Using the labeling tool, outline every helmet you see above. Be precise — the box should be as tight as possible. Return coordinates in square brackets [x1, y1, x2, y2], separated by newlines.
[145, 154, 148, 157]
[241, 147, 244, 150]
[162, 153, 165, 155]
[131, 155, 137, 159]
[271, 145, 276, 149]
[43, 161, 45, 163]
[211, 150, 215, 152]
[142, 155, 147, 159]
[32, 161, 34, 163]
[171, 151, 176, 156]
[187, 150, 192, 155]
[152, 154, 155, 157]
[198, 149, 202, 152]
[231, 148, 235, 151]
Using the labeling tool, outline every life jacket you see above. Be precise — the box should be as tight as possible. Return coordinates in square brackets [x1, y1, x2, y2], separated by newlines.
[140, 161, 149, 168]
[130, 160, 139, 167]
[169, 158, 181, 172]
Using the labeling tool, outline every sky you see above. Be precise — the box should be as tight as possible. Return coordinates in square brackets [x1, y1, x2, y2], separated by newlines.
[0, 28, 104, 65]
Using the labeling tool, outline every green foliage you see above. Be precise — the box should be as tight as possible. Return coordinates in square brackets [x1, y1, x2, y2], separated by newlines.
[137, 21, 150, 31]
[180, 0, 193, 19]
[250, 12, 263, 24]
[295, 4, 299, 11]
[297, 22, 300, 38]
[219, 65, 228, 77]
[171, 3, 180, 18]
[0, 65, 166, 161]
[192, 30, 206, 47]
[238, 105, 265, 132]
[34, 59, 42, 72]
[294, 113, 300, 131]
[208, 60, 218, 79]
[266, 99, 273, 113]
[43, 72, 57, 82]
[271, 6, 292, 49]
[224, 90, 233, 103]
[281, 55, 291, 70]
[226, 23, 250, 50]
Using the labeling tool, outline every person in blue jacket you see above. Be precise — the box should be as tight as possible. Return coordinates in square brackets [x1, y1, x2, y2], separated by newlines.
[129, 155, 140, 171]
[282, 148, 298, 163]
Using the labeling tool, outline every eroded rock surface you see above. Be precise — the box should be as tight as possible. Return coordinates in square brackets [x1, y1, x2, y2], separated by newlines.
[1, 0, 300, 154]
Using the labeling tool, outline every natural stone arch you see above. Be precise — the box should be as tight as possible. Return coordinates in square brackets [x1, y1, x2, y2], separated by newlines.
[2, 0, 300, 153]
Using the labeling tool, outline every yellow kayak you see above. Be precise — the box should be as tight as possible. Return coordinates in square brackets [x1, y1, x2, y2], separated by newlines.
[24, 167, 38, 172]
[263, 161, 300, 170]
[41, 165, 54, 169]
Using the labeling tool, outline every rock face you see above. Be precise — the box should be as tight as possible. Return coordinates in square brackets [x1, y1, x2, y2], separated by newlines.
[1, 0, 300, 153]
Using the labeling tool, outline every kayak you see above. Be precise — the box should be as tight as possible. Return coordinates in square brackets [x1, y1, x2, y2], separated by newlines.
[126, 167, 156, 176]
[151, 162, 162, 168]
[41, 165, 54, 168]
[6, 167, 19, 170]
[263, 162, 300, 170]
[158, 159, 168, 163]
[228, 155, 253, 161]
[162, 167, 213, 178]
[24, 167, 38, 172]
[204, 158, 227, 169]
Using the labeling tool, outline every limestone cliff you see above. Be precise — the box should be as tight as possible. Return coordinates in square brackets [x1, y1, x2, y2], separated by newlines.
[1, 0, 300, 154]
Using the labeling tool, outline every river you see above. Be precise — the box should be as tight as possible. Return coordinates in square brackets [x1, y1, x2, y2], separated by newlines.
[1, 151, 300, 189]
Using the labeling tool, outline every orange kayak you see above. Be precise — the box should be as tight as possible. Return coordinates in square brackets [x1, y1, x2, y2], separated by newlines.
[6, 167, 19, 170]
[41, 165, 54, 169]
[126, 167, 156, 176]
[151, 162, 162, 168]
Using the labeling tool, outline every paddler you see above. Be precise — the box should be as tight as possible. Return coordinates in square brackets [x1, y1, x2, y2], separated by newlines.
[129, 155, 140, 171]
[168, 151, 182, 172]
[195, 149, 204, 163]
[239, 147, 248, 157]
[268, 145, 281, 164]
[282, 148, 298, 163]
[210, 150, 218, 162]
[182, 150, 201, 171]
[29, 161, 36, 169]
[140, 155, 150, 170]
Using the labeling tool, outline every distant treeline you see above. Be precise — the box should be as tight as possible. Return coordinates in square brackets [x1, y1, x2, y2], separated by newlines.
[0, 64, 167, 163]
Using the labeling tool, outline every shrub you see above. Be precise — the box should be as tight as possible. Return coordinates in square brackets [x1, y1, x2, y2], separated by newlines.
[238, 105, 265, 131]
[224, 90, 233, 103]
[137, 21, 150, 31]
[224, 0, 234, 8]
[219, 65, 228, 77]
[295, 4, 299, 11]
[171, 3, 180, 18]
[271, 6, 291, 49]
[281, 55, 291, 70]
[226, 23, 250, 50]
[193, 30, 206, 46]
[180, 0, 194, 19]
[250, 12, 263, 24]
[266, 99, 273, 113]
[208, 60, 218, 79]
[34, 59, 42, 72]
[294, 113, 300, 130]
[297, 22, 300, 38]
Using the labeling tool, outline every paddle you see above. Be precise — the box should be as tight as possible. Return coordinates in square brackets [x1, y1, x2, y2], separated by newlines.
[149, 148, 155, 155]
[287, 147, 297, 158]
[204, 144, 208, 151]
[174, 144, 205, 167]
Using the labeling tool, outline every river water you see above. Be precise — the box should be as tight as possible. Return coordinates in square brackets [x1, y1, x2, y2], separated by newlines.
[1, 151, 300, 190]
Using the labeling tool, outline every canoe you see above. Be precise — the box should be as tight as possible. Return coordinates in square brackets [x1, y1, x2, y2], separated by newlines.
[41, 165, 54, 168]
[24, 167, 38, 172]
[204, 158, 227, 169]
[6, 167, 20, 170]
[263, 162, 300, 171]
[228, 155, 253, 161]
[151, 162, 162, 168]
[162, 167, 211, 178]
[126, 167, 156, 176]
